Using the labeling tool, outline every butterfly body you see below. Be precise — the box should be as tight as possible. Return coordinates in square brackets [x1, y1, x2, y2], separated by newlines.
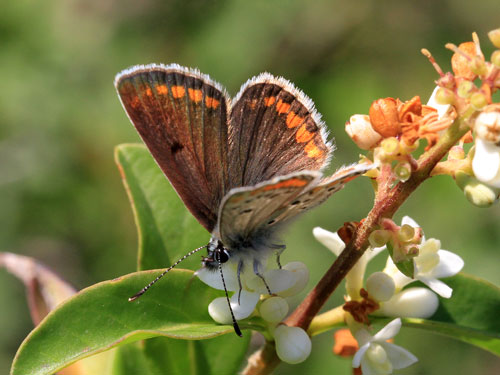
[115, 63, 371, 294]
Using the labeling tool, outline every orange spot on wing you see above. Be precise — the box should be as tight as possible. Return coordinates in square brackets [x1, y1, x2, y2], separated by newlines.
[249, 99, 258, 109]
[156, 85, 168, 95]
[296, 124, 315, 143]
[171, 85, 186, 98]
[130, 96, 141, 108]
[145, 87, 153, 97]
[261, 178, 308, 191]
[205, 96, 220, 109]
[264, 96, 276, 106]
[304, 140, 323, 159]
[286, 111, 304, 128]
[188, 88, 203, 102]
[276, 99, 290, 114]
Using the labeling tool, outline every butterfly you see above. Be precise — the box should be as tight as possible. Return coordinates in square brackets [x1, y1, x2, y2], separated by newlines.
[115, 64, 372, 335]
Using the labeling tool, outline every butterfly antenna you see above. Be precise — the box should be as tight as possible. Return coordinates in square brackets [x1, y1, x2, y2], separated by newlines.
[217, 255, 243, 337]
[129, 245, 207, 302]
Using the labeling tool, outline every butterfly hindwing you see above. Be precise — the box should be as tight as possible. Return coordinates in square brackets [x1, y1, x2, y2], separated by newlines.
[217, 173, 319, 247]
[228, 74, 333, 187]
[269, 163, 374, 225]
[115, 64, 231, 231]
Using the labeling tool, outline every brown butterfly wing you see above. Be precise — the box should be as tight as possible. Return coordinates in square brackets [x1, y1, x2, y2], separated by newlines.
[115, 64, 231, 232]
[228, 74, 333, 187]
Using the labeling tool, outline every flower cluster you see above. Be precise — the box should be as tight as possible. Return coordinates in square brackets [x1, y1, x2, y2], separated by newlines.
[315, 215, 463, 374]
[196, 259, 312, 364]
[346, 29, 500, 206]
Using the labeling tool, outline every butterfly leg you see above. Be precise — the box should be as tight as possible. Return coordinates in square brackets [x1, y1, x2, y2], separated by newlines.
[253, 259, 272, 295]
[273, 245, 286, 269]
[237, 260, 244, 305]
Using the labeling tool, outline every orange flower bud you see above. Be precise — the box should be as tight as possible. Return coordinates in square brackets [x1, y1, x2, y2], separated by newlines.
[333, 329, 359, 357]
[451, 42, 477, 80]
[369, 98, 401, 137]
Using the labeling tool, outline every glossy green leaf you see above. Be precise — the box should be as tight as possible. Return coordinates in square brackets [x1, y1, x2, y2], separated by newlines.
[375, 273, 500, 356]
[115, 144, 209, 271]
[11, 269, 248, 375]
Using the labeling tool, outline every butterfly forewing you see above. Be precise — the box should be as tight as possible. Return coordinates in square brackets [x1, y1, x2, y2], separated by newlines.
[228, 75, 333, 187]
[115, 64, 231, 231]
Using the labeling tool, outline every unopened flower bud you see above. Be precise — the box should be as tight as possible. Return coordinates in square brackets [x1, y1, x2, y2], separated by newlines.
[279, 262, 309, 297]
[208, 291, 260, 324]
[366, 272, 396, 302]
[469, 56, 488, 76]
[394, 162, 412, 182]
[346, 114, 383, 150]
[247, 269, 294, 294]
[488, 28, 500, 49]
[369, 98, 401, 137]
[470, 92, 488, 110]
[369, 230, 391, 248]
[435, 87, 455, 105]
[274, 325, 312, 364]
[492, 50, 500, 68]
[457, 80, 475, 98]
[377, 287, 439, 318]
[475, 109, 500, 144]
[463, 179, 499, 207]
[259, 296, 289, 323]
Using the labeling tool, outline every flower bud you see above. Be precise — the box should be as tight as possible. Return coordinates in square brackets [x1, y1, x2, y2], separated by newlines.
[346, 114, 383, 150]
[470, 92, 488, 110]
[369, 98, 401, 137]
[435, 87, 455, 105]
[278, 262, 309, 297]
[377, 287, 439, 318]
[366, 272, 396, 302]
[463, 179, 499, 207]
[492, 50, 500, 68]
[381, 137, 401, 156]
[469, 56, 488, 76]
[474, 108, 500, 144]
[488, 28, 500, 49]
[259, 296, 289, 323]
[457, 80, 475, 98]
[208, 290, 260, 324]
[274, 325, 312, 364]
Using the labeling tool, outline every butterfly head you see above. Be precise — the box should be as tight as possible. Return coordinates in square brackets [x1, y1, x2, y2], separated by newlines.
[202, 237, 230, 270]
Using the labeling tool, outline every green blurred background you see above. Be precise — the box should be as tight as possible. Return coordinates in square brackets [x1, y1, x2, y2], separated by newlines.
[1, 0, 499, 374]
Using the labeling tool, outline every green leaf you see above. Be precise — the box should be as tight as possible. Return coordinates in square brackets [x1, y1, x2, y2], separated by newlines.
[114, 144, 209, 271]
[386, 242, 414, 278]
[375, 273, 500, 356]
[11, 269, 248, 375]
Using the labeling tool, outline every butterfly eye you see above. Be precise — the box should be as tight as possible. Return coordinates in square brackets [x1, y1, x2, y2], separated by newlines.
[217, 249, 230, 264]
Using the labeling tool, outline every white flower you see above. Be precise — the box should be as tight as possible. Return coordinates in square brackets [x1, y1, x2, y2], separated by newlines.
[427, 86, 452, 119]
[197, 260, 305, 324]
[376, 287, 439, 319]
[472, 138, 500, 188]
[314, 227, 385, 299]
[274, 325, 312, 364]
[346, 114, 383, 150]
[383, 216, 464, 298]
[352, 318, 418, 374]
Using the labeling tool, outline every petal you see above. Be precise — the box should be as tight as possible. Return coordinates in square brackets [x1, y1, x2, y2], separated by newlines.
[431, 250, 464, 278]
[207, 290, 260, 324]
[419, 276, 453, 298]
[246, 268, 295, 294]
[377, 287, 439, 318]
[372, 318, 401, 342]
[313, 227, 345, 256]
[352, 343, 370, 368]
[359, 355, 381, 375]
[427, 86, 451, 119]
[473, 138, 500, 184]
[195, 265, 239, 291]
[380, 342, 418, 369]
[401, 216, 420, 228]
[278, 262, 309, 297]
